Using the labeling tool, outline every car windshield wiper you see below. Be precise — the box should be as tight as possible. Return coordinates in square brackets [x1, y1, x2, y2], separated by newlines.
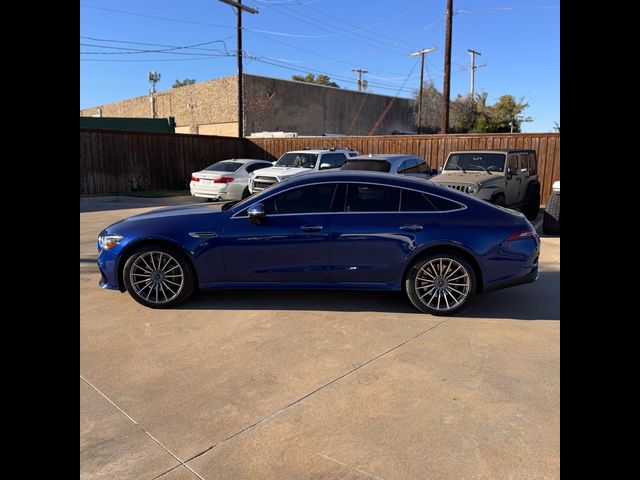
[470, 163, 491, 174]
[455, 165, 466, 173]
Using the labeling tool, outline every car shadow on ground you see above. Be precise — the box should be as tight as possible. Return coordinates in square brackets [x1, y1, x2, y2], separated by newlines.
[174, 270, 559, 321]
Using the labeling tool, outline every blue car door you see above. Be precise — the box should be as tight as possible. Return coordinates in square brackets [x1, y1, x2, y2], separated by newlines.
[222, 183, 337, 282]
[330, 183, 440, 285]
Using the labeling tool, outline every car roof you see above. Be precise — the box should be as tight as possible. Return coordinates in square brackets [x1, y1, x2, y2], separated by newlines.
[280, 170, 434, 188]
[348, 154, 420, 163]
[217, 158, 272, 164]
[448, 149, 535, 154]
[284, 149, 354, 154]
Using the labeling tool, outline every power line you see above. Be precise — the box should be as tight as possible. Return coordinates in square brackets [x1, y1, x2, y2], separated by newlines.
[246, 54, 415, 94]
[368, 57, 421, 135]
[266, 4, 410, 55]
[80, 36, 233, 55]
[80, 39, 231, 56]
[80, 3, 235, 29]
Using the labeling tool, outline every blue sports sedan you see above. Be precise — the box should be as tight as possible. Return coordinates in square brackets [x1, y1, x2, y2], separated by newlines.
[97, 171, 539, 315]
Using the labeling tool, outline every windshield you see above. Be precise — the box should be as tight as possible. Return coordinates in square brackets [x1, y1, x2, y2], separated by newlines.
[341, 160, 391, 172]
[275, 153, 319, 169]
[204, 161, 243, 172]
[444, 153, 506, 172]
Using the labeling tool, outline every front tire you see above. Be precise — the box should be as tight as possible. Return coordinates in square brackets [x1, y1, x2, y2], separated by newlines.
[123, 244, 195, 308]
[405, 253, 475, 316]
[242, 187, 251, 199]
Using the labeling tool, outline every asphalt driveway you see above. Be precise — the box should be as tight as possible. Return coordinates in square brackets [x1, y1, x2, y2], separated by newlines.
[80, 198, 559, 480]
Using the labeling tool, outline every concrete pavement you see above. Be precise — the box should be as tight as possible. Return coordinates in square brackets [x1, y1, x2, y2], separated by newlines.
[80, 202, 559, 480]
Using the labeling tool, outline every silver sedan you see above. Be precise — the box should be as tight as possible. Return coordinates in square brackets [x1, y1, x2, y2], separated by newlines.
[190, 159, 273, 201]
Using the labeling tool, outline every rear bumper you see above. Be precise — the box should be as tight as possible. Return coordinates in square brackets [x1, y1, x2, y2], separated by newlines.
[483, 266, 538, 293]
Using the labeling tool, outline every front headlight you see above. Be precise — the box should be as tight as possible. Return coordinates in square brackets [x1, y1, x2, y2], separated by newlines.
[466, 185, 478, 194]
[98, 235, 124, 251]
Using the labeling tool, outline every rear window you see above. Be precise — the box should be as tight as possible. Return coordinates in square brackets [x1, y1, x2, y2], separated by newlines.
[401, 190, 437, 211]
[341, 160, 391, 172]
[427, 194, 463, 212]
[204, 161, 243, 172]
[528, 152, 537, 175]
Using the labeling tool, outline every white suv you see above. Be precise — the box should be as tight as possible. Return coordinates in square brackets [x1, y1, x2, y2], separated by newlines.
[248, 148, 359, 193]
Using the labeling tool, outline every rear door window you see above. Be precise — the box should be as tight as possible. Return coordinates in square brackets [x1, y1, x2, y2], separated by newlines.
[528, 152, 537, 175]
[345, 183, 401, 212]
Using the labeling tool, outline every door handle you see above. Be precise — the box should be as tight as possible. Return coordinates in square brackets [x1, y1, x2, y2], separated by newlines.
[400, 224, 424, 232]
[300, 224, 323, 232]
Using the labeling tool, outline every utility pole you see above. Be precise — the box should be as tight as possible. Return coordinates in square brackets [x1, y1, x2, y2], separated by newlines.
[467, 49, 482, 97]
[351, 69, 369, 92]
[441, 0, 453, 134]
[409, 47, 436, 134]
[218, 0, 258, 138]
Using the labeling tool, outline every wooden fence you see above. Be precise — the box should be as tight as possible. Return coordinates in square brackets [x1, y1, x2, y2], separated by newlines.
[247, 133, 560, 200]
[80, 129, 560, 199]
[80, 129, 245, 195]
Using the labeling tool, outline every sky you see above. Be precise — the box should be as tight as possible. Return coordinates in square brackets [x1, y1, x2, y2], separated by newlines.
[80, 0, 560, 132]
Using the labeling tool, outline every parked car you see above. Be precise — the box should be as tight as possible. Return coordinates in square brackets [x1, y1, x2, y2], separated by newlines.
[190, 159, 273, 201]
[97, 171, 540, 315]
[543, 180, 560, 234]
[431, 150, 541, 220]
[340, 154, 438, 178]
[248, 148, 358, 193]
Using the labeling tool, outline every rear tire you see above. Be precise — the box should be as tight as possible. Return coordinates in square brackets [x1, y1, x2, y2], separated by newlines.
[522, 190, 540, 221]
[405, 253, 476, 316]
[123, 243, 195, 308]
[543, 193, 560, 234]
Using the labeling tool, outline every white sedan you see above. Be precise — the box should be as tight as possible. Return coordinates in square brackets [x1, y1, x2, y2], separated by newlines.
[190, 159, 273, 201]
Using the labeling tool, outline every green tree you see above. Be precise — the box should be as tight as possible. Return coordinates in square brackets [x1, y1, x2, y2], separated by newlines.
[553, 121, 560, 133]
[487, 95, 531, 133]
[291, 73, 339, 88]
[172, 78, 196, 88]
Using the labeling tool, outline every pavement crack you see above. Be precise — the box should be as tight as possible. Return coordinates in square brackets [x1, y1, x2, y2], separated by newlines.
[181, 317, 453, 466]
[317, 452, 386, 480]
[80, 375, 206, 480]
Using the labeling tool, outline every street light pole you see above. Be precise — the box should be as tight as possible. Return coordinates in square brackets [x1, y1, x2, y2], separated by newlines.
[218, 0, 258, 138]
[409, 47, 436, 134]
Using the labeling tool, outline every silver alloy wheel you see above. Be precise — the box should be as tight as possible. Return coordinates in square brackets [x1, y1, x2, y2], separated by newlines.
[414, 257, 470, 311]
[129, 251, 184, 304]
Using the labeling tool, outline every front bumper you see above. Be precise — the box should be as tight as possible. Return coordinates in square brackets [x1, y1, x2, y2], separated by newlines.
[97, 247, 123, 290]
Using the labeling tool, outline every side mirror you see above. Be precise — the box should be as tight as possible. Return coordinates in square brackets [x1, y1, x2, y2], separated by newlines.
[319, 162, 332, 170]
[438, 166, 443, 173]
[508, 167, 518, 178]
[248, 203, 266, 224]
[431, 168, 438, 175]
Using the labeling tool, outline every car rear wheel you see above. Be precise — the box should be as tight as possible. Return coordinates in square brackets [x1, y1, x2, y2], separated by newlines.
[123, 244, 195, 308]
[543, 193, 560, 234]
[405, 254, 475, 316]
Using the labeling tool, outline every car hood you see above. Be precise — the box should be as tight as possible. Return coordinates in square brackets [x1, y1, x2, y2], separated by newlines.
[433, 171, 502, 186]
[105, 202, 228, 230]
[252, 166, 313, 178]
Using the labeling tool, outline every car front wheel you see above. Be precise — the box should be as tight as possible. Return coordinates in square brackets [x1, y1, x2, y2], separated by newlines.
[405, 254, 475, 316]
[123, 244, 195, 308]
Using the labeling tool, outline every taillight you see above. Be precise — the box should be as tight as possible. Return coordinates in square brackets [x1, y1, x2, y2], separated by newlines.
[213, 177, 234, 183]
[505, 227, 537, 241]
[191, 176, 199, 182]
